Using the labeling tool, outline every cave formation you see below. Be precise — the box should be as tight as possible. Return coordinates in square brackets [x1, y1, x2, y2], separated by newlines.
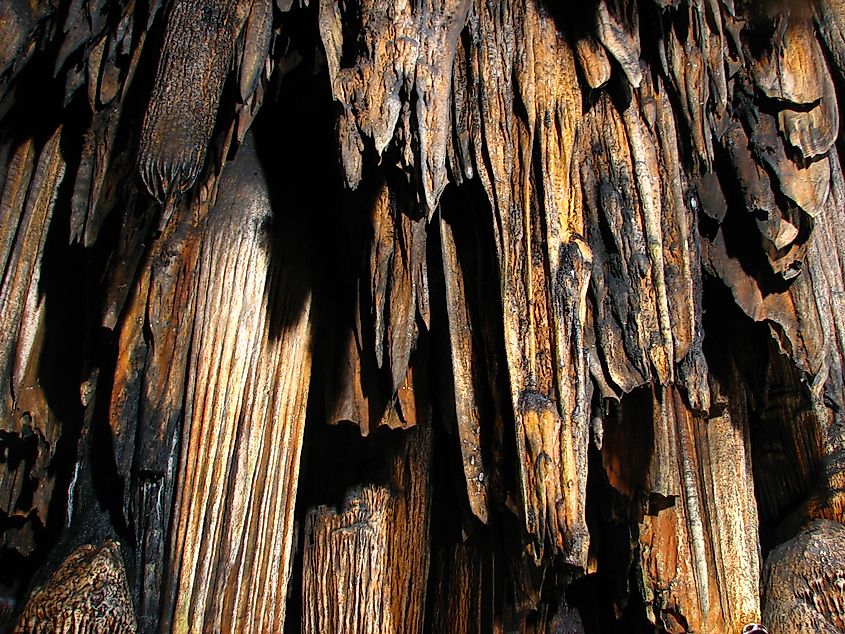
[1, 0, 845, 632]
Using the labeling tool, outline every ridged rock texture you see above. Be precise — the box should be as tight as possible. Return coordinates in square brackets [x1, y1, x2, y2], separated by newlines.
[13, 541, 135, 633]
[1, 0, 845, 632]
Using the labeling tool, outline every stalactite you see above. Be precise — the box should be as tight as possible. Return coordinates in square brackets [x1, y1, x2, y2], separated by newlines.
[1, 0, 845, 632]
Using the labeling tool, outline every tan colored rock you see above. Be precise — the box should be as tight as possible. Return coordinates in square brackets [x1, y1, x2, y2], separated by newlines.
[14, 541, 135, 634]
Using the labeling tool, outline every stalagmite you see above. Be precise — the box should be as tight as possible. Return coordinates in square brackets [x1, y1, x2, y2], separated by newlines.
[14, 541, 136, 634]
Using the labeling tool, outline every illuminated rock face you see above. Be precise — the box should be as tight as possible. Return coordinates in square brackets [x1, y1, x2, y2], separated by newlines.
[0, 1, 844, 632]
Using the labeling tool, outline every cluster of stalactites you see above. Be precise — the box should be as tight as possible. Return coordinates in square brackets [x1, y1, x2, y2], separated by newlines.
[2, 1, 845, 632]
